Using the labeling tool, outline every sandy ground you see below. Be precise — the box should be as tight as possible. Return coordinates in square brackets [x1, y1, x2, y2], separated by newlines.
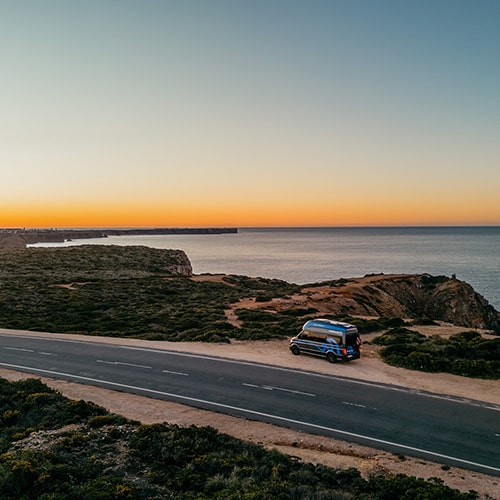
[0, 327, 499, 498]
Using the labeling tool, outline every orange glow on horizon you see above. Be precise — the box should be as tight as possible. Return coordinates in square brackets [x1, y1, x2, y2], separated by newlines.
[1, 195, 499, 229]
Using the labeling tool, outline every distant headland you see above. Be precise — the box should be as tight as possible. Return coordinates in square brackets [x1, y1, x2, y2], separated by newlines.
[0, 227, 238, 248]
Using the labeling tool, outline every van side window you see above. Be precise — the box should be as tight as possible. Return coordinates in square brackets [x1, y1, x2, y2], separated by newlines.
[326, 335, 341, 345]
[310, 334, 325, 343]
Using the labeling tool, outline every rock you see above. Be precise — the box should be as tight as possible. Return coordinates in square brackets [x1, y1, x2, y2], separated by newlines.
[1, 228, 237, 247]
[292, 274, 500, 332]
[0, 234, 27, 248]
[418, 275, 498, 330]
[0, 245, 193, 278]
[56, 245, 194, 277]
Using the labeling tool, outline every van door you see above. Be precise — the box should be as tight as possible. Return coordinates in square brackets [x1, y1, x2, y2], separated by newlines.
[296, 331, 315, 354]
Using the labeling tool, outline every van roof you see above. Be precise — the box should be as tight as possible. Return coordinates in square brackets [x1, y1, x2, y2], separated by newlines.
[302, 318, 358, 334]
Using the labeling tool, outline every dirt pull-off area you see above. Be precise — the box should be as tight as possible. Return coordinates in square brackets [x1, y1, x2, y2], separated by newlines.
[0, 327, 499, 499]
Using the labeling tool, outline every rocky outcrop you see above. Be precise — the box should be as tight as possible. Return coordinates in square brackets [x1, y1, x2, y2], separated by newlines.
[264, 274, 499, 332]
[370, 274, 499, 330]
[0, 230, 106, 247]
[0, 245, 193, 279]
[55, 245, 194, 278]
[0, 233, 27, 248]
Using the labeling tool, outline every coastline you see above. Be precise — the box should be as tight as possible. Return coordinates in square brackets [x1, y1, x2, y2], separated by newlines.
[0, 227, 238, 248]
[2, 226, 498, 310]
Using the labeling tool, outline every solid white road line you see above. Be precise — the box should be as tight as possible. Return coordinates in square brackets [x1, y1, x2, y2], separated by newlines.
[1, 361, 498, 475]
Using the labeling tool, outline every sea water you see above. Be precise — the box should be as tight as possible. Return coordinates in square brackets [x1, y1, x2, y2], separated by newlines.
[32, 226, 500, 309]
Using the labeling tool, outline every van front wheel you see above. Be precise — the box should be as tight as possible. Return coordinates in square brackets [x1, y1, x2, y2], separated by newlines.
[326, 352, 337, 364]
[291, 345, 300, 356]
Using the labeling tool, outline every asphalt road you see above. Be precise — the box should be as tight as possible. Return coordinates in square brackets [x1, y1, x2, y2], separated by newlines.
[0, 331, 498, 476]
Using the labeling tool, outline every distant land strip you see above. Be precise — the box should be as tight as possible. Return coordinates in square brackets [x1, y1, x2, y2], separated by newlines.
[0, 227, 238, 248]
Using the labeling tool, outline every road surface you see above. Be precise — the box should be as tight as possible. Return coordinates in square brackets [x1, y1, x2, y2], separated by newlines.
[0, 331, 498, 476]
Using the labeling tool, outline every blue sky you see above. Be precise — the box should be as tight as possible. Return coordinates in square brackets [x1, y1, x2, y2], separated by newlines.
[1, 1, 499, 227]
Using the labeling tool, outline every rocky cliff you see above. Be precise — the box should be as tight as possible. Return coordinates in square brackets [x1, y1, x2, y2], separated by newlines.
[0, 228, 237, 248]
[0, 244, 497, 333]
[0, 245, 193, 279]
[59, 245, 194, 277]
[0, 233, 27, 248]
[265, 273, 499, 332]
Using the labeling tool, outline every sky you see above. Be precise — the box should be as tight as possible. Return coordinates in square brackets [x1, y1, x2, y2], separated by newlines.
[1, 0, 499, 228]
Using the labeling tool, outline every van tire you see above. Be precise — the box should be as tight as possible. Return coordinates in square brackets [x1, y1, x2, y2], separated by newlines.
[326, 352, 337, 363]
[291, 345, 300, 355]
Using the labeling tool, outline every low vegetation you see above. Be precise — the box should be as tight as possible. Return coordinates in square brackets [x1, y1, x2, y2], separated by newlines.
[373, 328, 500, 379]
[0, 376, 478, 499]
[0, 247, 301, 342]
[0, 246, 421, 343]
[1, 246, 497, 380]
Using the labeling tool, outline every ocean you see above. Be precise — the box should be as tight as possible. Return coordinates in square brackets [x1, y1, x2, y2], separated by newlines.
[31, 226, 500, 310]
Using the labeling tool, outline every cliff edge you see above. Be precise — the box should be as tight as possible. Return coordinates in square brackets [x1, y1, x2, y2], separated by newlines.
[0, 245, 497, 335]
[287, 273, 499, 332]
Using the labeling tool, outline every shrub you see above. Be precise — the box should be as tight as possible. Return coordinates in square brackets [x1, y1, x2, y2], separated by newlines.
[376, 330, 500, 379]
[373, 328, 426, 346]
[0, 377, 478, 499]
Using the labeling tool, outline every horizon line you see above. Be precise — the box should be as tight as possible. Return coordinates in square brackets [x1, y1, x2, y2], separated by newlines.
[3, 224, 500, 231]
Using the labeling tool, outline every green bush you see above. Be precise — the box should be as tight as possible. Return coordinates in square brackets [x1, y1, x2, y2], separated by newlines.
[0, 376, 478, 499]
[374, 329, 500, 379]
[373, 327, 426, 346]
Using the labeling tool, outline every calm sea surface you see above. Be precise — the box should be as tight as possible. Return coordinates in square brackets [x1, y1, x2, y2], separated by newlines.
[33, 227, 500, 309]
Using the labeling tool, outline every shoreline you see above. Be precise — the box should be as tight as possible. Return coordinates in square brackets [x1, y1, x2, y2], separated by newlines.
[0, 227, 238, 248]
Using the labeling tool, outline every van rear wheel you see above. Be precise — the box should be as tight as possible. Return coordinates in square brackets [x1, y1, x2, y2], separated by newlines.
[291, 345, 300, 355]
[326, 352, 337, 363]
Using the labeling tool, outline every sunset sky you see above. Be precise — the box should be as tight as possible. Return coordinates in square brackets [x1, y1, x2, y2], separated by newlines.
[1, 1, 499, 228]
